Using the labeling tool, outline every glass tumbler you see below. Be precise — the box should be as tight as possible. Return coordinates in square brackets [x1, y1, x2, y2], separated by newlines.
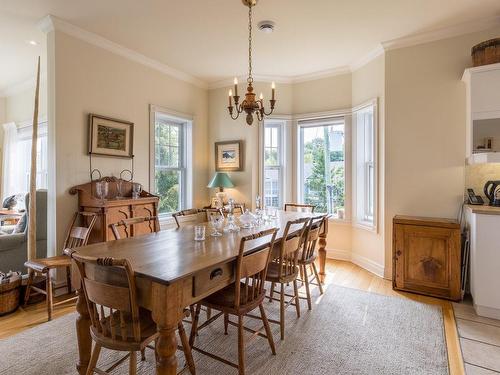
[194, 225, 206, 241]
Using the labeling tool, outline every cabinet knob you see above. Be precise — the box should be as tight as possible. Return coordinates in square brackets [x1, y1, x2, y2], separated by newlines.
[396, 250, 402, 256]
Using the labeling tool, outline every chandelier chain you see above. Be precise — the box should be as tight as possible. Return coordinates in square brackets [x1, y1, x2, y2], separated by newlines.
[247, 4, 253, 84]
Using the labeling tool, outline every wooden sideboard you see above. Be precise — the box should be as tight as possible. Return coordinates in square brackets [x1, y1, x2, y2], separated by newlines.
[69, 177, 160, 243]
[393, 215, 461, 301]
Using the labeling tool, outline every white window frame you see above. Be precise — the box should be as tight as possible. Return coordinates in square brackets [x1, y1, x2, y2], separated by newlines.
[352, 99, 378, 232]
[295, 111, 351, 222]
[149, 105, 193, 221]
[261, 119, 286, 209]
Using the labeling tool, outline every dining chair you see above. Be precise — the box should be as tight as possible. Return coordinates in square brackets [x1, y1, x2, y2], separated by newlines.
[284, 203, 316, 213]
[189, 228, 278, 375]
[173, 209, 208, 227]
[109, 216, 158, 240]
[24, 211, 97, 321]
[266, 217, 309, 340]
[67, 250, 195, 375]
[298, 215, 327, 310]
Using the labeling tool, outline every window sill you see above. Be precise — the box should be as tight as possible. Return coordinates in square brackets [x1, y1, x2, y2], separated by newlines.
[353, 221, 377, 233]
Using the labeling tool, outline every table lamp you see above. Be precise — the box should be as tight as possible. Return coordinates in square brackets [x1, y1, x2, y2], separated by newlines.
[207, 172, 234, 204]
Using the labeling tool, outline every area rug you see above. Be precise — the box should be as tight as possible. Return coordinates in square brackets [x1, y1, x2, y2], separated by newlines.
[0, 285, 448, 375]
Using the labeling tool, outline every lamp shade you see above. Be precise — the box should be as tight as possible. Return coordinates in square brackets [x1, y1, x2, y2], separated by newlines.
[207, 172, 234, 189]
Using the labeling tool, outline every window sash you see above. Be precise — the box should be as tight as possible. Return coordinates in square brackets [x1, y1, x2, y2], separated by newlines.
[298, 118, 346, 217]
[262, 120, 285, 209]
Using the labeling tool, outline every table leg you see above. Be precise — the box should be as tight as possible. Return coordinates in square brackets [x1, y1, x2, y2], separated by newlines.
[75, 288, 92, 375]
[318, 220, 328, 283]
[152, 282, 184, 375]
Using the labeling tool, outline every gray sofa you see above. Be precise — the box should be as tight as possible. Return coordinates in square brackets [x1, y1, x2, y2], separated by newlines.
[0, 190, 47, 273]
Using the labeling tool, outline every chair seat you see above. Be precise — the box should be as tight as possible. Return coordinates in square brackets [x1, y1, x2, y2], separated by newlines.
[24, 255, 71, 273]
[202, 282, 265, 312]
[298, 254, 317, 265]
[265, 262, 298, 283]
[91, 308, 158, 351]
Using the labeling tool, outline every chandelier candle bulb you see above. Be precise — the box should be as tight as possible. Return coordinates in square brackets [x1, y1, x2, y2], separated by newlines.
[234, 78, 238, 97]
[229, 89, 233, 106]
[259, 92, 263, 100]
[271, 82, 275, 100]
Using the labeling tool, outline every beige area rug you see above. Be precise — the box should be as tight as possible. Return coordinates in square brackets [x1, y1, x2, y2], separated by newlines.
[0, 285, 448, 375]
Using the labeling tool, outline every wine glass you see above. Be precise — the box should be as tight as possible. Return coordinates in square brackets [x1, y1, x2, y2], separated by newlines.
[210, 215, 224, 237]
[95, 181, 108, 204]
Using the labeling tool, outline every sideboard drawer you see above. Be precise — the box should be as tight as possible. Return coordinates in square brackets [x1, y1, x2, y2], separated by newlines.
[192, 262, 234, 298]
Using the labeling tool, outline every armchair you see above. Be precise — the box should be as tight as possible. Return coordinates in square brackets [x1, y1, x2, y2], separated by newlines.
[0, 190, 47, 273]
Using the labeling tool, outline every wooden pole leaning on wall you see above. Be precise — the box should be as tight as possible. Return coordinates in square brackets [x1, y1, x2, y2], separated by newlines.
[27, 56, 41, 262]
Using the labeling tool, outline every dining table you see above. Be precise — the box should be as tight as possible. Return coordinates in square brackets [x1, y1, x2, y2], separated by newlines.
[68, 210, 328, 375]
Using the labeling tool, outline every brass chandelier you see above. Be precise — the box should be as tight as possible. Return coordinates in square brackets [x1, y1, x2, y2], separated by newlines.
[228, 0, 276, 126]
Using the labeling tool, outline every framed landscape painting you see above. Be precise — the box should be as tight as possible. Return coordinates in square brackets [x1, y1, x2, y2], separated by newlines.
[88, 114, 134, 158]
[215, 140, 243, 171]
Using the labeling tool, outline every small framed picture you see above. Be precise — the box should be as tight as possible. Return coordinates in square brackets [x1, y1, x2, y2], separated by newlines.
[89, 114, 134, 158]
[211, 197, 221, 208]
[215, 140, 243, 171]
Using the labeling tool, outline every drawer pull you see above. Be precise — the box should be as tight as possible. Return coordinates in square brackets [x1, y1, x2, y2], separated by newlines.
[210, 268, 223, 280]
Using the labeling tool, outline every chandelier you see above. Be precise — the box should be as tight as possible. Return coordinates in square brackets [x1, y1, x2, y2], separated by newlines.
[227, 0, 276, 126]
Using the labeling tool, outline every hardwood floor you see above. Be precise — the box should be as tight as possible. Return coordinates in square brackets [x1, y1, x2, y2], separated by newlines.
[0, 259, 464, 374]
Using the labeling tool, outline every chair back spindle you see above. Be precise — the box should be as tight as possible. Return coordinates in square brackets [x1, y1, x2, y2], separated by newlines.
[63, 212, 97, 250]
[301, 215, 328, 262]
[234, 228, 278, 309]
[274, 217, 309, 280]
[284, 203, 315, 213]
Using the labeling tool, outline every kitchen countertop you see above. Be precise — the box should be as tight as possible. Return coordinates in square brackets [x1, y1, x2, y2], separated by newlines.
[466, 204, 500, 215]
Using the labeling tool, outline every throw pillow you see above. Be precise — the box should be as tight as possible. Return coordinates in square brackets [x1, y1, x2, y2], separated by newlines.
[13, 213, 27, 234]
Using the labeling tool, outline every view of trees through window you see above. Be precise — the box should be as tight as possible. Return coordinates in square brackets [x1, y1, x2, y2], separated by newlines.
[154, 120, 183, 215]
[301, 123, 345, 215]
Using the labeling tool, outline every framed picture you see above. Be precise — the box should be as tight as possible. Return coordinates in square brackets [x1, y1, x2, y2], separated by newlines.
[215, 140, 243, 171]
[88, 114, 134, 158]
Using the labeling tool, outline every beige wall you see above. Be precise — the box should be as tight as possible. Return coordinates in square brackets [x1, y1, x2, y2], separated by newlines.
[48, 30, 209, 252]
[384, 25, 500, 278]
[351, 54, 386, 274]
[4, 83, 47, 124]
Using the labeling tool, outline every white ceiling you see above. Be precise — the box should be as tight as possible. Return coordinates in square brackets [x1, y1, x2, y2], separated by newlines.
[1, 0, 500, 93]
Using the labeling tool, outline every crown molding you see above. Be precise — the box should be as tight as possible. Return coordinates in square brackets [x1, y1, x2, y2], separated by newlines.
[382, 15, 500, 51]
[291, 66, 351, 83]
[0, 73, 47, 98]
[37, 15, 208, 89]
[350, 44, 385, 71]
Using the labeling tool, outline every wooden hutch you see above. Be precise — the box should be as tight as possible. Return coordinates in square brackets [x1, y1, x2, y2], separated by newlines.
[69, 177, 160, 244]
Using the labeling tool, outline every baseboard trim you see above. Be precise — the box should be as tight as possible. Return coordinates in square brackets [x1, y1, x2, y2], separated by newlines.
[326, 248, 385, 278]
[474, 303, 500, 320]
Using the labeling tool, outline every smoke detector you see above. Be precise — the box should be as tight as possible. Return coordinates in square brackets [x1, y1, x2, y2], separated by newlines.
[258, 20, 276, 33]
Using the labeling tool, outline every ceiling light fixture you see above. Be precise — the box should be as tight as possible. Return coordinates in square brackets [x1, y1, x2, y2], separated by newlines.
[258, 20, 275, 33]
[227, 0, 276, 126]
[28, 40, 38, 46]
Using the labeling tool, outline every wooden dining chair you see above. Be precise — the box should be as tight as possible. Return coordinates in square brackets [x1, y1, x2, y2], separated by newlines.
[109, 216, 158, 240]
[173, 209, 208, 227]
[24, 211, 97, 321]
[298, 215, 327, 310]
[284, 203, 316, 213]
[266, 217, 309, 340]
[189, 228, 278, 375]
[67, 250, 195, 375]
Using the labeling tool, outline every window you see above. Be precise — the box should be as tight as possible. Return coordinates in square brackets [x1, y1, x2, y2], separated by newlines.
[262, 120, 285, 208]
[18, 122, 48, 192]
[298, 117, 345, 217]
[354, 102, 377, 229]
[150, 107, 192, 218]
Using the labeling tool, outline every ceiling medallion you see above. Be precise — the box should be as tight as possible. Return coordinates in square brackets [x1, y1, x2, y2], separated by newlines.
[227, 0, 276, 126]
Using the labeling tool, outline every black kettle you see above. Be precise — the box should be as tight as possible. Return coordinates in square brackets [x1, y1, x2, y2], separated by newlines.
[484, 180, 500, 207]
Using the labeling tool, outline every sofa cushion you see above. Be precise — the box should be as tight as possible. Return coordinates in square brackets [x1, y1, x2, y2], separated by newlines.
[13, 213, 27, 234]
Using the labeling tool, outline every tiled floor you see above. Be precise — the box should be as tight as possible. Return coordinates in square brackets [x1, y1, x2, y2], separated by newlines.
[453, 300, 500, 374]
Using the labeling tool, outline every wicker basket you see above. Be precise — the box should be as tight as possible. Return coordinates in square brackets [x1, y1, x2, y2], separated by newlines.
[472, 38, 500, 67]
[0, 278, 22, 316]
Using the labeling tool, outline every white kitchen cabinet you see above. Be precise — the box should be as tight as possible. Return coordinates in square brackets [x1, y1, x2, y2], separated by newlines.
[465, 205, 500, 319]
[462, 63, 500, 164]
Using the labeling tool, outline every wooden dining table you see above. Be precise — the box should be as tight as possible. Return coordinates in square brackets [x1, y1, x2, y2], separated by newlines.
[69, 210, 328, 375]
